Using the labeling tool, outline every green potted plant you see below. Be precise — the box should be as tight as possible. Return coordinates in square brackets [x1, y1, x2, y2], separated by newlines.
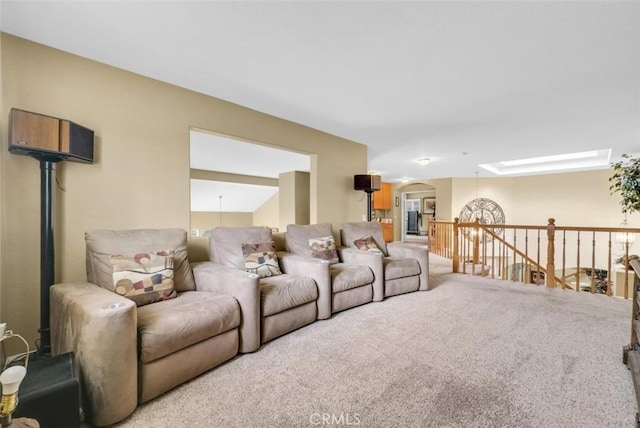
[610, 154, 640, 214]
[583, 268, 609, 294]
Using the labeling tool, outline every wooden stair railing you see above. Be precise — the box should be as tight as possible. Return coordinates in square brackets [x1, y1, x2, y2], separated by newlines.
[427, 217, 640, 297]
[622, 260, 640, 425]
[481, 227, 574, 290]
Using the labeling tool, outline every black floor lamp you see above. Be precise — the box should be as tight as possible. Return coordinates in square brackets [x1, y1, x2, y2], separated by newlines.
[354, 174, 381, 221]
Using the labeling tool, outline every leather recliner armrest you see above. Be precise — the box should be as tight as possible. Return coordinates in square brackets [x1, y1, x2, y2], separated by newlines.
[338, 247, 385, 301]
[386, 243, 430, 291]
[278, 252, 332, 320]
[191, 262, 261, 353]
[50, 282, 137, 427]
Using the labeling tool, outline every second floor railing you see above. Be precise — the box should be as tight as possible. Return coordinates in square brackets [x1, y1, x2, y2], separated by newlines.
[427, 218, 640, 298]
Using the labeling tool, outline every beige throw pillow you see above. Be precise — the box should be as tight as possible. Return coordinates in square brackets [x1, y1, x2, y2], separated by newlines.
[353, 236, 383, 254]
[242, 241, 282, 278]
[309, 236, 339, 264]
[110, 250, 177, 306]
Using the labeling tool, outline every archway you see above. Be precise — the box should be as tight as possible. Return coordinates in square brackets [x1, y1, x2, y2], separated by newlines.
[396, 182, 436, 242]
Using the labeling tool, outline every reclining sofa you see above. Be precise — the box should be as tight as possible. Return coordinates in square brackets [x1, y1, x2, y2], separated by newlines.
[50, 224, 431, 426]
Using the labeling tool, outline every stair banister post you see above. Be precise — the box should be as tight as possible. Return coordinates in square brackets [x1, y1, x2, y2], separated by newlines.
[546, 218, 556, 287]
[473, 217, 481, 265]
[453, 217, 460, 273]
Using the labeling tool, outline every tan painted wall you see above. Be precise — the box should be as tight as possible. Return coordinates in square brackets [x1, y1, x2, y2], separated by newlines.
[279, 172, 295, 231]
[449, 170, 638, 228]
[450, 176, 516, 223]
[433, 178, 453, 221]
[253, 192, 279, 230]
[278, 171, 310, 231]
[190, 211, 254, 235]
[294, 172, 311, 226]
[0, 34, 368, 342]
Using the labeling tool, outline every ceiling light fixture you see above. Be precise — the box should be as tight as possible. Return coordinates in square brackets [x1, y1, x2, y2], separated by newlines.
[616, 217, 636, 247]
[417, 157, 430, 166]
[400, 177, 410, 183]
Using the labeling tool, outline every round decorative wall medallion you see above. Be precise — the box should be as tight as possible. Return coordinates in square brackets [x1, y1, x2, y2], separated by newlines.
[459, 198, 505, 241]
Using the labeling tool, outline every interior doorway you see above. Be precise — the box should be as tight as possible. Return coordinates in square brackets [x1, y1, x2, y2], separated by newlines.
[399, 184, 436, 242]
[405, 198, 421, 235]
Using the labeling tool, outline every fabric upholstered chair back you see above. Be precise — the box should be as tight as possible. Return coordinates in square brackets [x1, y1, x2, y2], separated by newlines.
[85, 228, 196, 293]
[340, 221, 388, 256]
[285, 223, 335, 258]
[209, 226, 273, 268]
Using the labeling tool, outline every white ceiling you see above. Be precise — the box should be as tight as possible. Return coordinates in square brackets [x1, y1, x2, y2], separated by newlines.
[190, 130, 310, 178]
[1, 1, 639, 183]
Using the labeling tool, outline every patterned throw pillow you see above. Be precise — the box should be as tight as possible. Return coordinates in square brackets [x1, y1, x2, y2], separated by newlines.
[353, 236, 383, 254]
[110, 251, 177, 306]
[242, 241, 282, 278]
[309, 236, 340, 264]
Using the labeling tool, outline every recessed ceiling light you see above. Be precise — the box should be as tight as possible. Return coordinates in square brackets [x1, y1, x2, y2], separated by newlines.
[400, 177, 410, 183]
[479, 149, 611, 175]
[417, 157, 430, 166]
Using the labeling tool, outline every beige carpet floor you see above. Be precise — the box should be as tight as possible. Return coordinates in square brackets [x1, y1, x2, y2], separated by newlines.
[111, 254, 636, 427]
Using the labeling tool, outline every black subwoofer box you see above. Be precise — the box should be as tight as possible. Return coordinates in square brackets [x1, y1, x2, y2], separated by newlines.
[14, 352, 81, 428]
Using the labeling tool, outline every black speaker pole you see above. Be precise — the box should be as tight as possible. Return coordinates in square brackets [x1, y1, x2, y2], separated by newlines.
[38, 156, 61, 357]
[366, 190, 373, 222]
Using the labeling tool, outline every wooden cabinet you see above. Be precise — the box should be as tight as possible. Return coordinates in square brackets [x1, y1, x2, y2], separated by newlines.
[381, 223, 393, 242]
[373, 182, 393, 241]
[372, 182, 392, 211]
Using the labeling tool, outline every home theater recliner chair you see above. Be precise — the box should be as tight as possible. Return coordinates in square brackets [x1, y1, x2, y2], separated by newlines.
[50, 229, 244, 426]
[340, 221, 430, 300]
[204, 226, 321, 344]
[284, 222, 376, 317]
